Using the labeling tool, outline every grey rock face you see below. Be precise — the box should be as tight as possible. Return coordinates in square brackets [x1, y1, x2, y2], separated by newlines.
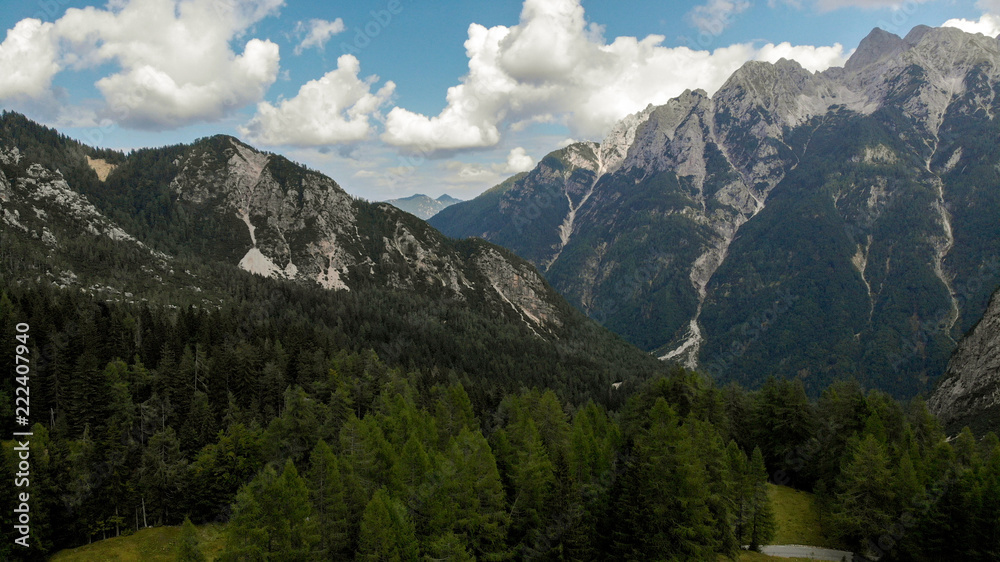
[165, 137, 567, 333]
[171, 138, 359, 287]
[930, 288, 1000, 434]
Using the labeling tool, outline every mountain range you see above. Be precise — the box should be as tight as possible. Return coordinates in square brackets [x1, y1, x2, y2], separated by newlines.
[0, 111, 664, 411]
[431, 25, 1000, 398]
[385, 193, 462, 220]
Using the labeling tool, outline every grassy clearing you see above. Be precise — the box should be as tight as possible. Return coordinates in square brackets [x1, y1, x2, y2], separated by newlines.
[49, 523, 225, 561]
[768, 484, 839, 549]
[51, 484, 833, 561]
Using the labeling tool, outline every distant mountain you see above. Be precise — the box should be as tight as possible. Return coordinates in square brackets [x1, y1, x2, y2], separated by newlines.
[431, 25, 1000, 397]
[0, 111, 665, 405]
[385, 193, 463, 219]
[929, 285, 1000, 435]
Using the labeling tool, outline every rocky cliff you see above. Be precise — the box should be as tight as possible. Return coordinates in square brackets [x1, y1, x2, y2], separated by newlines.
[929, 287, 1000, 434]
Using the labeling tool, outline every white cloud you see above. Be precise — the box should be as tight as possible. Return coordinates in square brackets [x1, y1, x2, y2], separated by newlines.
[0, 19, 60, 100]
[942, 0, 1000, 38]
[755, 42, 850, 72]
[688, 0, 752, 35]
[430, 147, 535, 189]
[0, 0, 283, 129]
[497, 147, 535, 173]
[382, 0, 848, 153]
[294, 18, 345, 55]
[442, 161, 502, 185]
[943, 14, 1000, 36]
[240, 54, 395, 146]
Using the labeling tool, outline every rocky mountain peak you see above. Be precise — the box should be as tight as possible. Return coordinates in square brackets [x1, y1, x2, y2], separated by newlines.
[845, 28, 905, 72]
[904, 24, 935, 46]
[597, 103, 657, 173]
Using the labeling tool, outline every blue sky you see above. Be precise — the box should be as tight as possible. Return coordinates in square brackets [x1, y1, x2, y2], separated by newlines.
[0, 0, 994, 200]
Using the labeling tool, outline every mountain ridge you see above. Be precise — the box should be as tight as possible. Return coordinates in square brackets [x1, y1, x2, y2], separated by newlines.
[0, 111, 666, 408]
[384, 193, 463, 220]
[431, 24, 1000, 397]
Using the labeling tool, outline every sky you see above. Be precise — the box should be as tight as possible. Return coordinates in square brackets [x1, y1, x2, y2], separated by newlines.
[0, 0, 998, 201]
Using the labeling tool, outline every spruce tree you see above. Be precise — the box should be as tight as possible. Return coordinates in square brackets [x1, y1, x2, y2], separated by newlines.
[177, 517, 206, 562]
[444, 427, 508, 560]
[613, 398, 715, 560]
[831, 434, 895, 553]
[307, 440, 351, 559]
[726, 441, 750, 545]
[220, 459, 319, 561]
[358, 488, 420, 561]
[747, 446, 777, 551]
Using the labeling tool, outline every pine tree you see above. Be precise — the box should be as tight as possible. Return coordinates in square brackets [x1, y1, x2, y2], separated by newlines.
[307, 440, 352, 559]
[177, 517, 206, 562]
[613, 398, 715, 560]
[358, 488, 420, 561]
[263, 385, 323, 466]
[138, 427, 185, 525]
[339, 413, 400, 496]
[179, 391, 215, 454]
[220, 459, 319, 561]
[443, 427, 508, 560]
[564, 402, 620, 559]
[747, 446, 777, 551]
[975, 437, 1000, 559]
[831, 434, 895, 553]
[494, 415, 555, 550]
[726, 441, 750, 544]
[424, 532, 475, 561]
[433, 383, 478, 448]
[184, 423, 265, 522]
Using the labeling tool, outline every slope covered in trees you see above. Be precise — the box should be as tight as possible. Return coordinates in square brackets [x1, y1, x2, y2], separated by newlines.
[3, 279, 1000, 560]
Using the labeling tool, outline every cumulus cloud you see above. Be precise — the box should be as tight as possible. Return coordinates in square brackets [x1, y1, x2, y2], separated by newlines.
[430, 148, 535, 188]
[381, 0, 848, 153]
[294, 18, 345, 55]
[0, 0, 283, 129]
[240, 54, 395, 146]
[943, 14, 1000, 36]
[0, 19, 60, 100]
[755, 42, 850, 72]
[497, 147, 535, 174]
[688, 0, 752, 35]
[942, 0, 1000, 38]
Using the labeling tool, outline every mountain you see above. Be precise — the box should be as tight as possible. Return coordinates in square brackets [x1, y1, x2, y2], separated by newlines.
[0, 111, 665, 407]
[431, 25, 1000, 397]
[385, 193, 463, 219]
[929, 285, 1000, 435]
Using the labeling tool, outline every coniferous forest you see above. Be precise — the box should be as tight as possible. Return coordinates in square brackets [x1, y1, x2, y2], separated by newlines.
[3, 274, 1000, 561]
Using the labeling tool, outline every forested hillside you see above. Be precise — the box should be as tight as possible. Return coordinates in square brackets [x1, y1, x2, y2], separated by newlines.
[2, 280, 1000, 560]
